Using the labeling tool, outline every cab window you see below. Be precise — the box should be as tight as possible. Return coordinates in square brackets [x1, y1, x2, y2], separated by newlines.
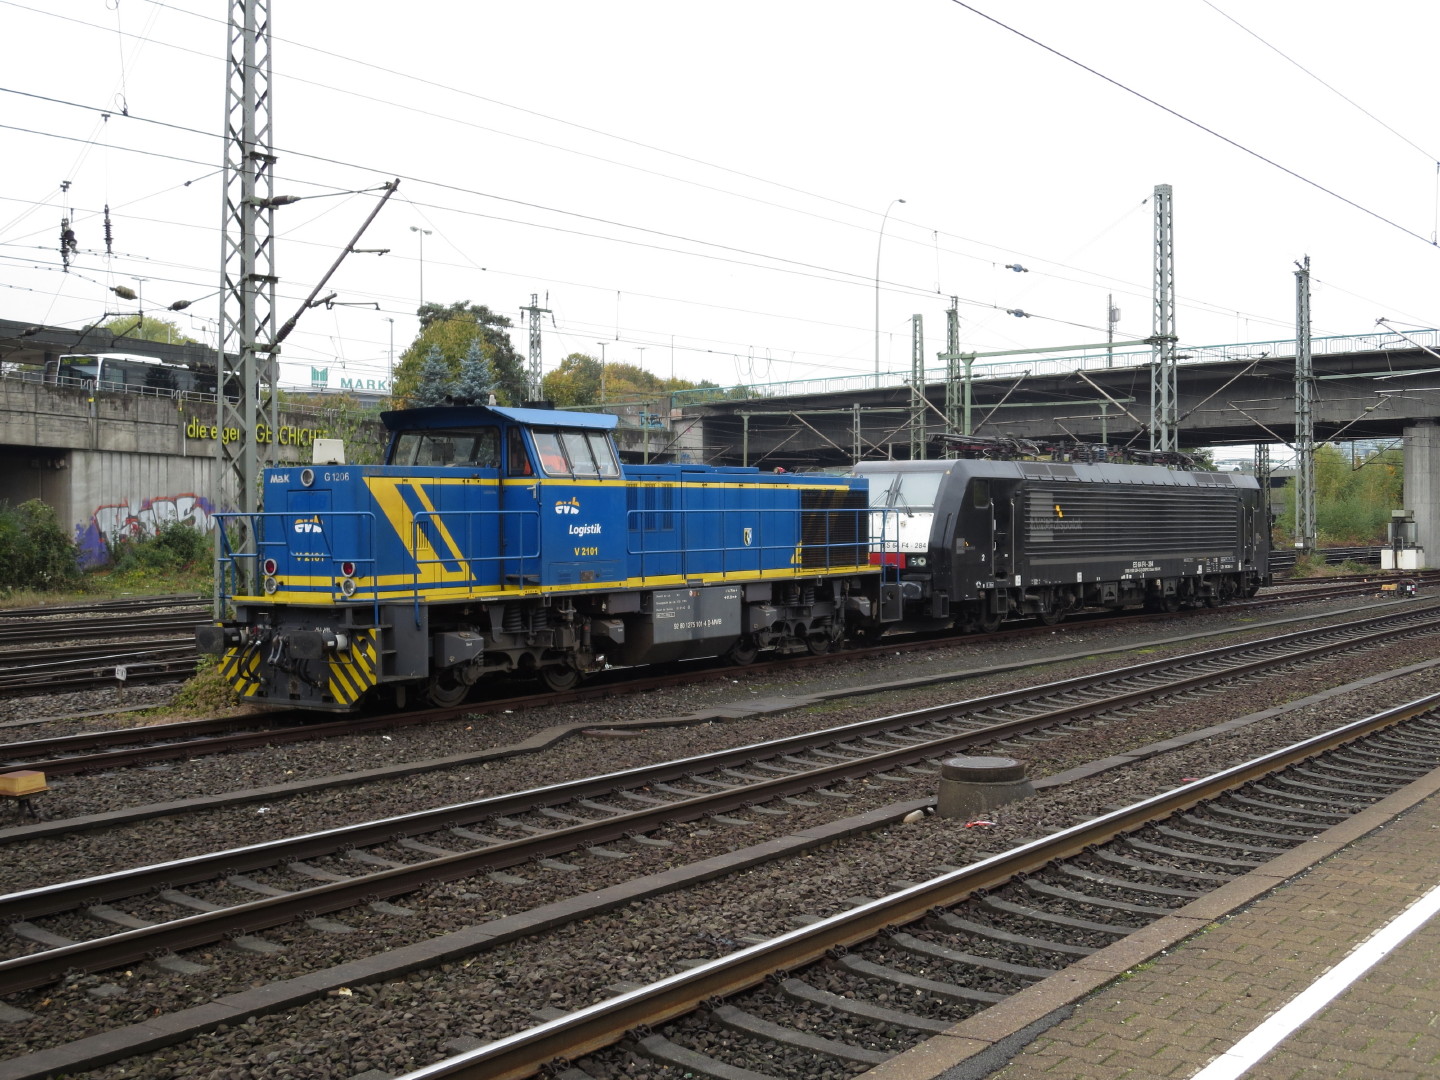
[562, 431, 599, 475]
[391, 428, 499, 467]
[533, 431, 569, 475]
[532, 428, 621, 477]
[588, 432, 620, 476]
[506, 429, 533, 475]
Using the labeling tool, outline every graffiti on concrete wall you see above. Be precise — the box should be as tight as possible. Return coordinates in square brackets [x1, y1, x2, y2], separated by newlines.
[75, 492, 216, 566]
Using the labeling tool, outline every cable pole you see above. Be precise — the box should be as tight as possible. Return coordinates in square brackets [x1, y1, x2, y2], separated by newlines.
[1150, 183, 1177, 452]
[941, 298, 966, 455]
[520, 293, 552, 403]
[1294, 255, 1316, 555]
[217, 0, 278, 534]
[909, 313, 926, 460]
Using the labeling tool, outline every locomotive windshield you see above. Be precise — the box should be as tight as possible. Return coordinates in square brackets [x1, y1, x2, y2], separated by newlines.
[391, 427, 501, 467]
[863, 469, 946, 513]
[533, 429, 620, 477]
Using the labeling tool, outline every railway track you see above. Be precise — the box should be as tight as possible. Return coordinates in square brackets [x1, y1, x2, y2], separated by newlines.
[0, 600, 206, 698]
[3, 602, 1438, 996]
[0, 576, 1411, 708]
[3, 581, 1427, 776]
[0, 595, 205, 620]
[452, 693, 1440, 1080]
[4, 625, 1440, 1079]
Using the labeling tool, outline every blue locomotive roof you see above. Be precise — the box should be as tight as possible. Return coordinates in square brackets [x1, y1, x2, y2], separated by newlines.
[381, 404, 618, 432]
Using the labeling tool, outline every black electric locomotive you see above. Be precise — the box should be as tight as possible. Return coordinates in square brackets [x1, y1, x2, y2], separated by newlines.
[854, 457, 1269, 632]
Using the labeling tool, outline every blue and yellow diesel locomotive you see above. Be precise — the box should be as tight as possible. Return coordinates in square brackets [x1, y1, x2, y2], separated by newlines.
[196, 405, 893, 711]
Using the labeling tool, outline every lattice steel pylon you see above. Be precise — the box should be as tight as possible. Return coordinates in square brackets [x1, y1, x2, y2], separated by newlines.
[941, 300, 966, 456]
[216, 0, 279, 523]
[1150, 183, 1177, 452]
[909, 313, 926, 459]
[1294, 255, 1316, 553]
[519, 293, 552, 402]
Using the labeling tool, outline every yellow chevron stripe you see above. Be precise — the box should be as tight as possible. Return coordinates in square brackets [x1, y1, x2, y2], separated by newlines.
[363, 477, 474, 585]
[326, 630, 378, 705]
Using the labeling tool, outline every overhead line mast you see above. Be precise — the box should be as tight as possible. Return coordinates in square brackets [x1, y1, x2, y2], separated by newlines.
[520, 293, 552, 402]
[1294, 255, 1316, 554]
[217, 0, 279, 530]
[1150, 183, 1178, 452]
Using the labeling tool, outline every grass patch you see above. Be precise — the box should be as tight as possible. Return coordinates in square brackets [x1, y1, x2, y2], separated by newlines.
[168, 657, 242, 713]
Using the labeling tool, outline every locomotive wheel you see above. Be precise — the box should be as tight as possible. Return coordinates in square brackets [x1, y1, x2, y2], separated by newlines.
[425, 675, 470, 708]
[539, 665, 581, 692]
[724, 637, 760, 665]
[1203, 593, 1221, 608]
[975, 609, 1003, 634]
[1036, 609, 1065, 626]
[805, 631, 833, 655]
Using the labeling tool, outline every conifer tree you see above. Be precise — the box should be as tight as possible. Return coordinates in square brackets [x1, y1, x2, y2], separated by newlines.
[411, 345, 453, 407]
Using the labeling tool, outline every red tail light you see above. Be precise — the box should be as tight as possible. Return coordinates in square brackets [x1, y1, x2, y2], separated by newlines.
[263, 558, 278, 575]
[340, 561, 357, 577]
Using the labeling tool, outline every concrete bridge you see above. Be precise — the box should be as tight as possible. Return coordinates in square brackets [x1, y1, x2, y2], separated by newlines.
[675, 330, 1440, 459]
[5, 317, 1439, 567]
[674, 329, 1440, 563]
[0, 316, 350, 564]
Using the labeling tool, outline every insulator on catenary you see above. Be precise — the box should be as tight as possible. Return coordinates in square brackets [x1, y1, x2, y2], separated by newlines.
[104, 205, 113, 255]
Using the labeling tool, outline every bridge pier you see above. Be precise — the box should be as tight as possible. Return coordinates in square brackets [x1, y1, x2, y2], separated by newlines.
[1403, 421, 1439, 568]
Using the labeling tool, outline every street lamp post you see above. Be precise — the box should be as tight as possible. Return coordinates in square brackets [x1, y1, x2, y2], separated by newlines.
[384, 316, 395, 390]
[874, 198, 905, 384]
[409, 226, 432, 307]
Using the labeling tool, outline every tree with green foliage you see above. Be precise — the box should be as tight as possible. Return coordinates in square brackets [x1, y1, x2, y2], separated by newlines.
[451, 339, 497, 406]
[102, 315, 197, 346]
[540, 351, 717, 409]
[390, 301, 526, 407]
[0, 500, 80, 590]
[1276, 443, 1404, 545]
[542, 352, 603, 407]
[411, 345, 454, 407]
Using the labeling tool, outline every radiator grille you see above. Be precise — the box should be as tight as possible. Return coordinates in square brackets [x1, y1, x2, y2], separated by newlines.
[1023, 485, 1241, 557]
[800, 489, 868, 569]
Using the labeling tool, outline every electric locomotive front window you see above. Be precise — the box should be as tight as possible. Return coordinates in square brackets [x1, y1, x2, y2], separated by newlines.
[866, 471, 944, 512]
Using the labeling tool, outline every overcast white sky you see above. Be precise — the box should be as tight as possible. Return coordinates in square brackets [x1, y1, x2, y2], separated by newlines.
[3, 1, 1438, 400]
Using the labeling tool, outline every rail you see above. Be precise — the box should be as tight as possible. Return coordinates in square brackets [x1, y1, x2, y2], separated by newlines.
[397, 688, 1440, 1079]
